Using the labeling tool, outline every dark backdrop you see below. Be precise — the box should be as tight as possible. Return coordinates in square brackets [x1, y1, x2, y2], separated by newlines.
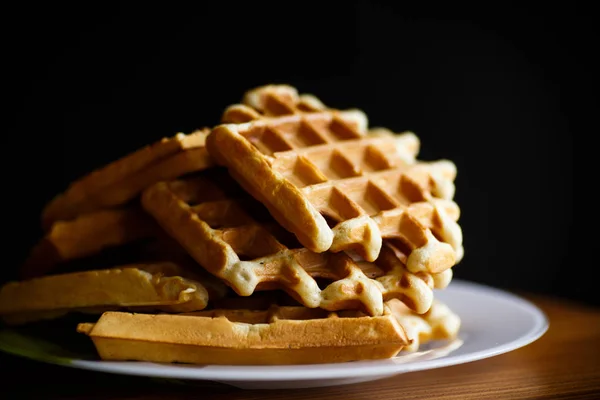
[2, 3, 586, 304]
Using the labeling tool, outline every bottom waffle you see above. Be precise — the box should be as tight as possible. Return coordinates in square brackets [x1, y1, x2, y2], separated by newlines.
[77, 305, 410, 365]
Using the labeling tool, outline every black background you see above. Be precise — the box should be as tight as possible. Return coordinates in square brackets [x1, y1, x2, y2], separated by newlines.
[2, 3, 587, 305]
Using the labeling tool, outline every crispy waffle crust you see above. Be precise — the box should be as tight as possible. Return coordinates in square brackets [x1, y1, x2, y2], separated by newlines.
[41, 128, 213, 229]
[0, 262, 213, 325]
[206, 85, 463, 266]
[21, 207, 160, 279]
[141, 174, 453, 316]
[77, 304, 410, 365]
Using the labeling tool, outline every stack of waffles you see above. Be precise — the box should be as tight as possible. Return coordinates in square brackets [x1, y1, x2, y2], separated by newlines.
[0, 85, 463, 365]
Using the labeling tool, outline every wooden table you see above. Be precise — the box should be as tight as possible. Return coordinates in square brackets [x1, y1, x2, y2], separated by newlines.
[1, 293, 599, 399]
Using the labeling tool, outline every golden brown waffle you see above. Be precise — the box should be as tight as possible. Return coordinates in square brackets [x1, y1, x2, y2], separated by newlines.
[387, 298, 461, 352]
[41, 128, 213, 229]
[141, 175, 452, 316]
[77, 304, 409, 365]
[21, 207, 159, 279]
[0, 262, 212, 325]
[207, 119, 462, 267]
[207, 85, 463, 267]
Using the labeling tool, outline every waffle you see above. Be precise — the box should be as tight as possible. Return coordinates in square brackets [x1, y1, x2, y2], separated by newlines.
[0, 262, 212, 325]
[387, 298, 461, 352]
[206, 86, 462, 268]
[141, 175, 452, 316]
[21, 207, 159, 279]
[207, 122, 462, 267]
[41, 128, 213, 229]
[76, 304, 409, 365]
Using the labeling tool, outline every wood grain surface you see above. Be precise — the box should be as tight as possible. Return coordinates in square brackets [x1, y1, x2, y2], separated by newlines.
[1, 293, 599, 399]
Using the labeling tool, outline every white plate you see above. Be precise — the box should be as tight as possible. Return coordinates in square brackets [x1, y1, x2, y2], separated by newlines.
[2, 280, 548, 389]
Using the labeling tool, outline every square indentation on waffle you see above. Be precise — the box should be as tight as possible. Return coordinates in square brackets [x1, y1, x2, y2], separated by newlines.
[207, 114, 463, 273]
[235, 110, 368, 158]
[141, 173, 453, 316]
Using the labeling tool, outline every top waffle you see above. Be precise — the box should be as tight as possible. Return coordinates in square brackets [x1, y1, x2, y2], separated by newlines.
[206, 85, 463, 269]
